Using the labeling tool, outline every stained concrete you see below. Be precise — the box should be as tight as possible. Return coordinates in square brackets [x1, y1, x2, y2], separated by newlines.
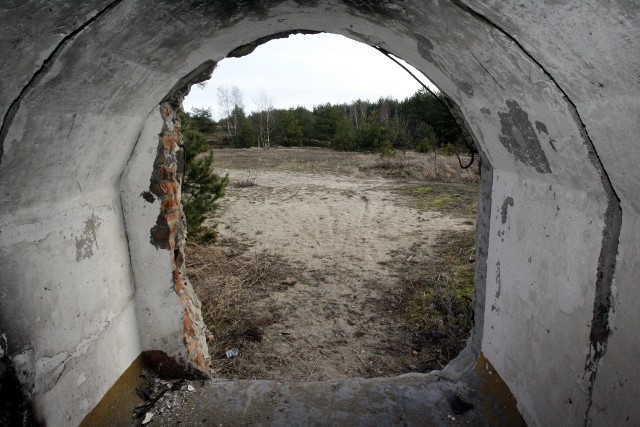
[150, 374, 484, 426]
[0, 1, 638, 426]
[84, 369, 497, 426]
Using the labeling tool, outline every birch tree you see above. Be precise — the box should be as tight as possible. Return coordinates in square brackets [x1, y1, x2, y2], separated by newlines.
[217, 86, 245, 145]
[217, 86, 232, 137]
[231, 86, 244, 140]
[255, 92, 275, 149]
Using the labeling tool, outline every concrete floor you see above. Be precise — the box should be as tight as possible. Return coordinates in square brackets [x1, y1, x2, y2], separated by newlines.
[145, 374, 485, 426]
[84, 369, 496, 426]
[82, 351, 527, 426]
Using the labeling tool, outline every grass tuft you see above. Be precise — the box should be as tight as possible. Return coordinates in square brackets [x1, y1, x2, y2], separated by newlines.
[232, 173, 258, 188]
[185, 238, 295, 376]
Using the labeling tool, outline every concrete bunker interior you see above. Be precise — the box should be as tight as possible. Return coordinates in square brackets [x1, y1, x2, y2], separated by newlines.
[1, 2, 638, 426]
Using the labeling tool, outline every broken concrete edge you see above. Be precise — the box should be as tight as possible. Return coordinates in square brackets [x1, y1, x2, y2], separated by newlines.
[227, 29, 320, 58]
[161, 59, 217, 111]
[148, 101, 212, 376]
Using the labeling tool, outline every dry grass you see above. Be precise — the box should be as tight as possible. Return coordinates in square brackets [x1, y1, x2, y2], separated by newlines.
[231, 172, 258, 188]
[213, 147, 479, 184]
[185, 238, 296, 376]
[393, 229, 476, 370]
[189, 147, 479, 377]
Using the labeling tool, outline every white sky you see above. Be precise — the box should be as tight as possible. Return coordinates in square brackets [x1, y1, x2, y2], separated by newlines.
[183, 33, 438, 120]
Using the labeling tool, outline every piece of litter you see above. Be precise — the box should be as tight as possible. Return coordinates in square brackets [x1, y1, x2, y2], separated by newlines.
[187, 384, 195, 392]
[226, 348, 239, 359]
[142, 411, 154, 425]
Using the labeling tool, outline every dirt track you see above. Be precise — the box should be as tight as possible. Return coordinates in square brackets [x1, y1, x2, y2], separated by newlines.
[196, 150, 477, 380]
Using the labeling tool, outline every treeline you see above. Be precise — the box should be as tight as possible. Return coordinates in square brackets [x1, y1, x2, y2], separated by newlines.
[184, 88, 468, 156]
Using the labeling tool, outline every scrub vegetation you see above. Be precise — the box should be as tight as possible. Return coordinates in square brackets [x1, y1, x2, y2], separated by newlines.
[179, 90, 479, 378]
[207, 87, 470, 156]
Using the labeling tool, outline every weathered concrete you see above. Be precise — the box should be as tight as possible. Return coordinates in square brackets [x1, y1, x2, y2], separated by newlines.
[0, 1, 638, 426]
[149, 373, 486, 426]
[84, 365, 520, 426]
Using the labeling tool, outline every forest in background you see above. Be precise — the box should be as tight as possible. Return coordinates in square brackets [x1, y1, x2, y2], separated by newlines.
[183, 87, 469, 157]
[180, 87, 475, 241]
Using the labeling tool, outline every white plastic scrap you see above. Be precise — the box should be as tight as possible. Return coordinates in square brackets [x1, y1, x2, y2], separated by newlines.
[187, 384, 196, 392]
[142, 411, 154, 425]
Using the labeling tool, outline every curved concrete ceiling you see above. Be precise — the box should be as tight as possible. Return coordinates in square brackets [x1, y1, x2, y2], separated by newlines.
[0, 1, 638, 425]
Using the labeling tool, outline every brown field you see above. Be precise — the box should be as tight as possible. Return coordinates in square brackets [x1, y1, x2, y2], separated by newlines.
[187, 147, 479, 380]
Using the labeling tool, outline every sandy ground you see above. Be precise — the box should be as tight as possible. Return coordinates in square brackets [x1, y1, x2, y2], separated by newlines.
[205, 165, 474, 381]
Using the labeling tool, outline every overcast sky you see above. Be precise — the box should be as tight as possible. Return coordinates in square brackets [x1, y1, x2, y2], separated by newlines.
[183, 33, 438, 120]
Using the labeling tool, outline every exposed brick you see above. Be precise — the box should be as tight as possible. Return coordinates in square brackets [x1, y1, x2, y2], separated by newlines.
[161, 195, 179, 211]
[163, 210, 180, 225]
[150, 183, 168, 198]
[155, 214, 169, 227]
[183, 311, 193, 335]
[151, 166, 177, 182]
[193, 352, 208, 369]
[186, 338, 197, 354]
[149, 103, 211, 374]
[153, 150, 177, 168]
[150, 182, 177, 198]
[162, 134, 179, 150]
[173, 270, 184, 293]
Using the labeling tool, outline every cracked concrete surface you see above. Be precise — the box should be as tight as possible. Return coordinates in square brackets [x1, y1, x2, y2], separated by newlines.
[0, 1, 638, 425]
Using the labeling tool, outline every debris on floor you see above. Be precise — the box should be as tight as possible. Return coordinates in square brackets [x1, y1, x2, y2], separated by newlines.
[141, 411, 154, 425]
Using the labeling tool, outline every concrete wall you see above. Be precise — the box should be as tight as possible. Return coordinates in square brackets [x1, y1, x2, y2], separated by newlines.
[0, 1, 637, 425]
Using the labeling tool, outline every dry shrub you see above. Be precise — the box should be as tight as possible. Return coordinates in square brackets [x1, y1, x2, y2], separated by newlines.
[213, 147, 479, 184]
[232, 173, 257, 188]
[363, 152, 479, 183]
[185, 238, 294, 375]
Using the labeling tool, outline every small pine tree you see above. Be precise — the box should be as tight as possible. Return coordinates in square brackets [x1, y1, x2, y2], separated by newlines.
[180, 110, 228, 242]
[183, 153, 229, 241]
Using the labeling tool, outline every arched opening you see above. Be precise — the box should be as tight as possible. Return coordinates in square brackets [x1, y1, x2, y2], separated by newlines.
[1, 2, 632, 426]
[175, 32, 481, 382]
